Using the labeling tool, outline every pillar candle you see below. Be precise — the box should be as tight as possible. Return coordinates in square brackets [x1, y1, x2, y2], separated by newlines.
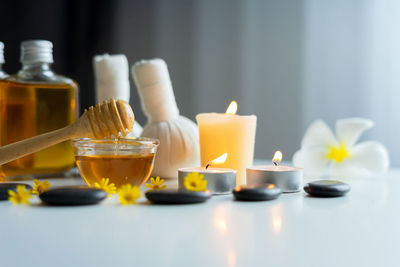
[196, 105, 256, 185]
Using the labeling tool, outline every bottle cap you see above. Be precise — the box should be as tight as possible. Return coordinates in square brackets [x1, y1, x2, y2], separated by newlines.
[20, 40, 53, 64]
[0, 41, 4, 64]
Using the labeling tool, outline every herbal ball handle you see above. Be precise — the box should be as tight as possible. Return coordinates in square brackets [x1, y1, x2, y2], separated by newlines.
[132, 58, 180, 123]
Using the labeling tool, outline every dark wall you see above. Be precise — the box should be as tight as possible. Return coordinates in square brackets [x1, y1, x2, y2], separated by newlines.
[0, 0, 153, 121]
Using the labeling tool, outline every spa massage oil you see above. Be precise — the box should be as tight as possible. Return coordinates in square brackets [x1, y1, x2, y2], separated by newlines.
[0, 40, 79, 179]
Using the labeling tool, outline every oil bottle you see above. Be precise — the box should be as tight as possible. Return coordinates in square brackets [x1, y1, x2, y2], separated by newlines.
[0, 40, 79, 179]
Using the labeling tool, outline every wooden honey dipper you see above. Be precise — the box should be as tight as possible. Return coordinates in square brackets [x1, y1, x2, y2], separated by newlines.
[0, 98, 135, 166]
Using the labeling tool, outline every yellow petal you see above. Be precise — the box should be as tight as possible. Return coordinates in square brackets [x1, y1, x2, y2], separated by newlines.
[16, 185, 25, 193]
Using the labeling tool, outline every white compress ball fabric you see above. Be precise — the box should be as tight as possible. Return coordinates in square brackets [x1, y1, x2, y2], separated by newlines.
[93, 53, 143, 136]
[132, 58, 200, 178]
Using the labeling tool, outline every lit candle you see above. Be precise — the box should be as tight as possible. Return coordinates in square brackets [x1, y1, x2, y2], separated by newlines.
[246, 151, 303, 193]
[196, 101, 257, 186]
[178, 153, 237, 195]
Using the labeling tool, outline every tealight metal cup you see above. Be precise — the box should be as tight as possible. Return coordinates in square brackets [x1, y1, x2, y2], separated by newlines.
[246, 166, 303, 193]
[178, 167, 237, 195]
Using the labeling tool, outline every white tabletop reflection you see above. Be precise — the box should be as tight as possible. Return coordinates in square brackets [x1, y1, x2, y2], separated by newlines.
[0, 169, 398, 267]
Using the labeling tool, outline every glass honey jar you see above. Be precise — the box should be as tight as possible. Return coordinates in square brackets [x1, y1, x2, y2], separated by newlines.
[0, 40, 79, 179]
[72, 137, 159, 188]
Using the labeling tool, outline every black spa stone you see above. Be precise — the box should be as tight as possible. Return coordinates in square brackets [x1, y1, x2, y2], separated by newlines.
[304, 180, 350, 197]
[39, 186, 107, 205]
[0, 183, 33, 200]
[145, 189, 211, 204]
[232, 184, 281, 201]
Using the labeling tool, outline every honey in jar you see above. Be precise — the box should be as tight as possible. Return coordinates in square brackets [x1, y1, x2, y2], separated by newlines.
[72, 138, 159, 188]
[75, 154, 156, 187]
[0, 40, 79, 179]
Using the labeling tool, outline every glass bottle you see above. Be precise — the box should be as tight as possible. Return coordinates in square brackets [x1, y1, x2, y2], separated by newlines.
[0, 40, 79, 179]
[0, 41, 8, 78]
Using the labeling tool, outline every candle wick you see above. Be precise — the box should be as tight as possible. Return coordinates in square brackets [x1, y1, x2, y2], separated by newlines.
[273, 161, 279, 166]
[205, 163, 211, 169]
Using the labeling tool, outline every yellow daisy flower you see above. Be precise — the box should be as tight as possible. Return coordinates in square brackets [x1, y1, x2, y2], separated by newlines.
[184, 172, 207, 191]
[145, 176, 167, 191]
[32, 179, 51, 195]
[94, 178, 117, 195]
[8, 185, 32, 205]
[117, 184, 141, 205]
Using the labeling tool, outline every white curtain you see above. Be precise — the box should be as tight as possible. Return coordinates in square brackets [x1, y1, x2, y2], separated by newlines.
[302, 0, 400, 166]
[147, 0, 400, 166]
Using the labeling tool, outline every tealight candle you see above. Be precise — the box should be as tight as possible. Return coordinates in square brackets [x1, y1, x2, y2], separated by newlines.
[246, 151, 303, 193]
[196, 101, 257, 186]
[178, 153, 237, 195]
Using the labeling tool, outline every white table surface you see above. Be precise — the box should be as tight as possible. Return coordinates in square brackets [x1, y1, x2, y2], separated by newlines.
[0, 169, 399, 267]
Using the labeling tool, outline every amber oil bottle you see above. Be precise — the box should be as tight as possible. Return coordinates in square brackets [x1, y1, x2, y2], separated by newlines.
[0, 40, 79, 179]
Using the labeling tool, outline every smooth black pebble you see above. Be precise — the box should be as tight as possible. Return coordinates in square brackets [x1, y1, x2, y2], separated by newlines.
[232, 184, 281, 201]
[0, 183, 33, 200]
[145, 189, 211, 204]
[39, 186, 107, 206]
[304, 180, 350, 197]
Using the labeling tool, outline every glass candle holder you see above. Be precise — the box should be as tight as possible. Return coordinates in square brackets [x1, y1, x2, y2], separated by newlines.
[72, 137, 159, 188]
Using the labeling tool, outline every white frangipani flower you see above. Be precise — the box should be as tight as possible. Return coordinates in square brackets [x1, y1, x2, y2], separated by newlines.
[293, 118, 389, 178]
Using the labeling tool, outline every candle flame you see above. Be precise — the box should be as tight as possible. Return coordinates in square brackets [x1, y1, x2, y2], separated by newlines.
[225, 101, 238, 115]
[272, 151, 283, 164]
[206, 153, 228, 169]
[211, 153, 228, 165]
[267, 184, 275, 189]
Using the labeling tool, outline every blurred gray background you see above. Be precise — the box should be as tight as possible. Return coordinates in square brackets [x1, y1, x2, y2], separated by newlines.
[1, 0, 399, 165]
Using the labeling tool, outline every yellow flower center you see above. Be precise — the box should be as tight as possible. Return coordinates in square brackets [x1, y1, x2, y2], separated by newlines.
[183, 172, 207, 192]
[326, 143, 350, 162]
[124, 194, 134, 202]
